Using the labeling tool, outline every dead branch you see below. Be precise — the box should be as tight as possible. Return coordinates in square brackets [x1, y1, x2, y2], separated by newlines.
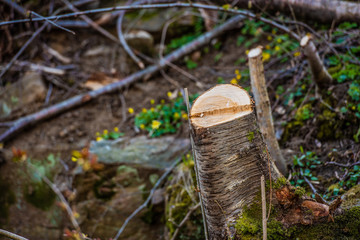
[0, 2, 300, 40]
[228, 0, 360, 23]
[300, 35, 333, 89]
[29, 11, 75, 35]
[113, 154, 184, 240]
[248, 47, 287, 174]
[0, 229, 29, 240]
[0, 14, 245, 143]
[61, 0, 119, 42]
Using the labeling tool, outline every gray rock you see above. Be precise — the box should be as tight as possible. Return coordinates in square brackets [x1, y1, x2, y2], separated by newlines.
[0, 71, 46, 118]
[124, 30, 154, 54]
[90, 136, 190, 169]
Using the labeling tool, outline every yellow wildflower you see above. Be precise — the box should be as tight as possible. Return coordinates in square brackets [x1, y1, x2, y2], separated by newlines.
[275, 46, 281, 51]
[150, 99, 155, 104]
[72, 150, 82, 158]
[73, 212, 80, 219]
[96, 132, 100, 136]
[128, 108, 134, 114]
[182, 113, 188, 120]
[96, 137, 103, 142]
[160, 99, 165, 104]
[294, 51, 301, 57]
[277, 38, 282, 43]
[222, 4, 231, 10]
[114, 127, 119, 132]
[265, 45, 271, 50]
[150, 107, 155, 112]
[140, 124, 145, 129]
[151, 120, 161, 129]
[71, 156, 78, 162]
[352, 106, 356, 110]
[167, 91, 172, 98]
[230, 78, 238, 85]
[142, 108, 147, 113]
[174, 112, 180, 119]
[272, 29, 276, 34]
[186, 153, 191, 159]
[83, 161, 91, 171]
[262, 52, 271, 62]
[267, 35, 272, 41]
[236, 74, 242, 80]
[245, 50, 250, 55]
[103, 129, 108, 135]
[235, 69, 240, 75]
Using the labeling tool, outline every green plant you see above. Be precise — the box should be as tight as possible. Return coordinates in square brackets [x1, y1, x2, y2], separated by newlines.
[134, 93, 198, 137]
[291, 147, 321, 188]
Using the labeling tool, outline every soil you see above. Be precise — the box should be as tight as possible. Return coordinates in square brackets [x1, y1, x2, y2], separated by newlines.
[0, 22, 358, 239]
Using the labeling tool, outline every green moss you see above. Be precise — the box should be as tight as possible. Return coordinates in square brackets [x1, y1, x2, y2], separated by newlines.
[273, 177, 287, 189]
[294, 186, 306, 197]
[317, 109, 342, 140]
[295, 103, 314, 121]
[0, 179, 16, 226]
[24, 182, 55, 210]
[236, 204, 360, 239]
[247, 131, 255, 142]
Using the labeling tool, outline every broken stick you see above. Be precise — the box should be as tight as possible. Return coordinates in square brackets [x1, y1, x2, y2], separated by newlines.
[248, 47, 287, 175]
[300, 34, 333, 89]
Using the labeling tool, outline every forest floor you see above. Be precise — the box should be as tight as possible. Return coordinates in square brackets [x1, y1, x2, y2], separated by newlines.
[1, 2, 360, 240]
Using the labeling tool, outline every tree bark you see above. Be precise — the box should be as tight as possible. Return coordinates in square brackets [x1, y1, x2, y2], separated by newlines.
[190, 84, 280, 239]
[218, 0, 360, 23]
[300, 35, 333, 89]
[248, 47, 287, 175]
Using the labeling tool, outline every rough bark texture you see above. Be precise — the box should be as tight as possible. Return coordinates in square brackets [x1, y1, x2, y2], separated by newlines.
[190, 84, 280, 239]
[214, 0, 360, 23]
[300, 35, 333, 88]
[248, 47, 287, 175]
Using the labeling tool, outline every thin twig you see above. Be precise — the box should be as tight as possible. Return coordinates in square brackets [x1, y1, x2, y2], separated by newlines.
[325, 161, 360, 168]
[170, 203, 200, 240]
[61, 0, 118, 42]
[29, 11, 75, 35]
[116, 0, 144, 69]
[0, 14, 245, 143]
[261, 175, 267, 240]
[0, 22, 48, 81]
[0, 2, 300, 40]
[184, 88, 209, 240]
[113, 154, 184, 240]
[0, 229, 29, 240]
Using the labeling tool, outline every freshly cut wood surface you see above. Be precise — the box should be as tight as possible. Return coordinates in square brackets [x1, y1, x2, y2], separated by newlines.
[190, 84, 252, 128]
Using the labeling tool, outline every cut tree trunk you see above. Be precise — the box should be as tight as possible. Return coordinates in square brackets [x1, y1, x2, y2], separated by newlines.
[300, 35, 333, 89]
[189, 84, 281, 239]
[248, 47, 287, 175]
[215, 0, 360, 23]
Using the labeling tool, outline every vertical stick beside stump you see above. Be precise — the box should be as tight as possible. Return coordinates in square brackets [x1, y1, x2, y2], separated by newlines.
[248, 47, 287, 175]
[190, 84, 280, 239]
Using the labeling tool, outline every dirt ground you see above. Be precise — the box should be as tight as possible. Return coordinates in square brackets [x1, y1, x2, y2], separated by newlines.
[0, 20, 359, 239]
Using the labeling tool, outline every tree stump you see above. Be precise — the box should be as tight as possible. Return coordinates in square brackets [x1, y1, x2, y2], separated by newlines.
[189, 84, 280, 239]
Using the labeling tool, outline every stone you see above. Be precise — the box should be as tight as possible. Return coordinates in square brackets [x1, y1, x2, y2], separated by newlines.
[0, 71, 46, 118]
[90, 136, 189, 169]
[124, 30, 154, 54]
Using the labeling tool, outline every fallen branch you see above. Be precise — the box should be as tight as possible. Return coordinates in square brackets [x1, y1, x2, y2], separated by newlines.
[0, 229, 29, 240]
[248, 47, 287, 174]
[300, 34, 333, 89]
[0, 2, 300, 40]
[0, 14, 245, 143]
[113, 154, 184, 240]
